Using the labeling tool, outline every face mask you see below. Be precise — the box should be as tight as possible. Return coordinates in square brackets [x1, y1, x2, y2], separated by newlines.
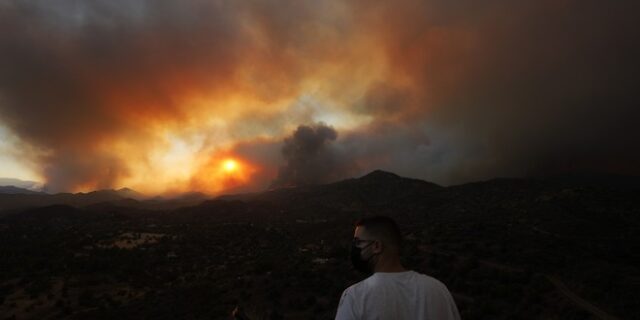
[350, 241, 376, 274]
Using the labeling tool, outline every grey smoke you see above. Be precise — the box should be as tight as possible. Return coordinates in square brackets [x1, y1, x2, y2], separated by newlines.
[271, 123, 356, 188]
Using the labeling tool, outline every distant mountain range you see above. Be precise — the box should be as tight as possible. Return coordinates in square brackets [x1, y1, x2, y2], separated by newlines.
[3, 170, 639, 213]
[0, 187, 150, 211]
[0, 185, 46, 195]
[217, 170, 442, 210]
[0, 170, 434, 211]
[0, 178, 43, 192]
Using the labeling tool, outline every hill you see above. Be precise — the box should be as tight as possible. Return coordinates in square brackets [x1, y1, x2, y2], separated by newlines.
[0, 187, 212, 213]
[0, 178, 43, 191]
[0, 186, 46, 195]
[219, 170, 441, 209]
[0, 189, 130, 212]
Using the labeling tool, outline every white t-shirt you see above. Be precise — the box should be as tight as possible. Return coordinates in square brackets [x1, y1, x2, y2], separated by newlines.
[335, 270, 461, 320]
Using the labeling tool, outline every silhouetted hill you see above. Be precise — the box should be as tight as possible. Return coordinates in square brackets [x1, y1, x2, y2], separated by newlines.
[0, 178, 43, 191]
[218, 170, 442, 209]
[0, 188, 143, 211]
[0, 186, 46, 195]
[114, 188, 146, 200]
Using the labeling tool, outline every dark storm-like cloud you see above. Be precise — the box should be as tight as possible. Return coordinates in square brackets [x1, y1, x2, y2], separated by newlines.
[271, 123, 356, 188]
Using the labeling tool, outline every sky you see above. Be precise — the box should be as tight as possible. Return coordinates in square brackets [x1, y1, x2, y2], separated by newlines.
[0, 0, 638, 195]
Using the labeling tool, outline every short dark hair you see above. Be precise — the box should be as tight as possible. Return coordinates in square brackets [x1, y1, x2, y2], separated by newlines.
[355, 216, 403, 250]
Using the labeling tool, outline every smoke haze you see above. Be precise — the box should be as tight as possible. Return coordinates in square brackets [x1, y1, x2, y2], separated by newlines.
[0, 0, 638, 194]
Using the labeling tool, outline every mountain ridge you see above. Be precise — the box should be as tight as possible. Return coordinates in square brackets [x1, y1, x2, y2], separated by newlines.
[2, 170, 639, 213]
[0, 185, 46, 195]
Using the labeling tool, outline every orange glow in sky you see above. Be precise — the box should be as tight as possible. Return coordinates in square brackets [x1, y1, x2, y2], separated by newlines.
[223, 159, 238, 173]
[186, 154, 258, 195]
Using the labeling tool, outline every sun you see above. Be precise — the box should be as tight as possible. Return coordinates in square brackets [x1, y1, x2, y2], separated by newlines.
[222, 159, 238, 173]
[188, 154, 259, 194]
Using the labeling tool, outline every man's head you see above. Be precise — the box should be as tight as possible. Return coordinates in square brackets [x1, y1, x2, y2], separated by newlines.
[351, 215, 404, 273]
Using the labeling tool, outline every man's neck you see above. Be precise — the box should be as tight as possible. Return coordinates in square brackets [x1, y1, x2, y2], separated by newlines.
[374, 256, 406, 273]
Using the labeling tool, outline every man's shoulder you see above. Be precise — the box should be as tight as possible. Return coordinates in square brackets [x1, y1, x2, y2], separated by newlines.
[342, 271, 449, 295]
[410, 271, 448, 288]
[342, 276, 371, 297]
[412, 271, 456, 297]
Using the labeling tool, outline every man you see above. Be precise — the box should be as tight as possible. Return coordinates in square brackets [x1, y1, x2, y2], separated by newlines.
[335, 216, 461, 320]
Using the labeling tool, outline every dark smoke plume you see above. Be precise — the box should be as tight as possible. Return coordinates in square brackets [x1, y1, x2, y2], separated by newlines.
[271, 123, 355, 188]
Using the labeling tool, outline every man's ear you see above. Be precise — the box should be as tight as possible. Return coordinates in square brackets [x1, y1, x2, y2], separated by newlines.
[372, 240, 384, 254]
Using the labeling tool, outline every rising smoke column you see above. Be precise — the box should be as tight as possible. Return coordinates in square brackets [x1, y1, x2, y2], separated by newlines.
[271, 123, 356, 188]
